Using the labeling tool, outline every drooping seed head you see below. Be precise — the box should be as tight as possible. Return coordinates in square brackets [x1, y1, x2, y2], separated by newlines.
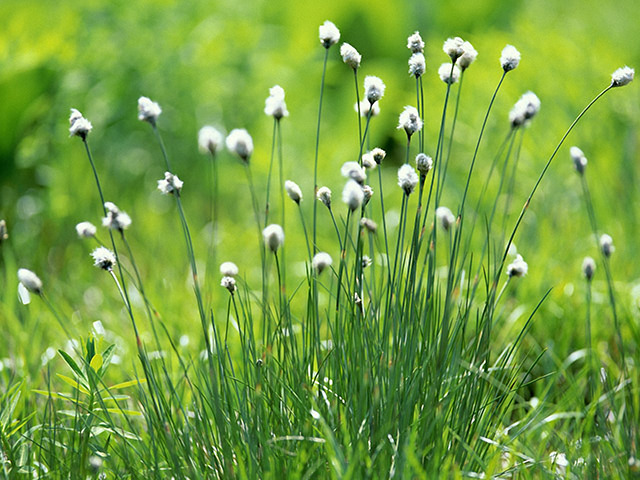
[341, 161, 367, 185]
[582, 256, 596, 281]
[600, 234, 614, 257]
[509, 91, 541, 128]
[570, 146, 588, 175]
[18, 268, 43, 294]
[438, 63, 461, 84]
[264, 85, 289, 119]
[220, 261, 239, 277]
[611, 66, 634, 87]
[407, 31, 425, 53]
[137, 96, 162, 125]
[285, 180, 303, 204]
[416, 153, 433, 175]
[225, 129, 253, 162]
[364, 76, 386, 105]
[457, 41, 478, 70]
[408, 52, 426, 78]
[360, 217, 377, 233]
[501, 45, 521, 72]
[157, 171, 184, 195]
[69, 108, 93, 139]
[76, 221, 97, 238]
[355, 99, 380, 117]
[220, 276, 237, 294]
[312, 252, 333, 274]
[316, 186, 332, 209]
[91, 247, 117, 271]
[102, 202, 131, 232]
[436, 206, 456, 231]
[340, 43, 362, 70]
[262, 224, 285, 253]
[443, 37, 465, 61]
[397, 164, 419, 195]
[397, 106, 423, 137]
[342, 180, 364, 211]
[198, 126, 224, 155]
[319, 20, 340, 48]
[506, 254, 528, 278]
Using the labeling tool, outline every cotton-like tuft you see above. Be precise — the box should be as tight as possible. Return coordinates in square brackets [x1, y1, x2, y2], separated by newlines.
[340, 43, 362, 69]
[341, 161, 366, 185]
[582, 256, 596, 281]
[436, 206, 456, 231]
[397, 164, 419, 195]
[570, 146, 587, 174]
[137, 96, 162, 125]
[76, 221, 97, 238]
[611, 66, 634, 87]
[506, 254, 528, 277]
[500, 45, 521, 72]
[407, 31, 425, 53]
[69, 108, 93, 139]
[355, 99, 380, 117]
[408, 53, 426, 78]
[285, 180, 303, 204]
[443, 37, 465, 61]
[226, 129, 253, 162]
[198, 126, 224, 154]
[438, 63, 461, 84]
[364, 76, 385, 105]
[264, 85, 289, 119]
[319, 20, 340, 48]
[342, 180, 364, 211]
[312, 252, 333, 274]
[457, 41, 477, 70]
[91, 247, 117, 271]
[220, 262, 239, 277]
[509, 91, 541, 127]
[397, 106, 423, 137]
[416, 153, 433, 175]
[18, 268, 43, 294]
[102, 202, 131, 232]
[263, 224, 285, 253]
[157, 171, 184, 195]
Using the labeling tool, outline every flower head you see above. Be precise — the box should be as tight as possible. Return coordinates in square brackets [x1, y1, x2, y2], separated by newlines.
[397, 106, 423, 137]
[0, 219, 7, 244]
[611, 66, 634, 87]
[457, 41, 478, 70]
[319, 20, 340, 48]
[362, 185, 374, 206]
[220, 276, 236, 294]
[416, 153, 433, 175]
[341, 161, 366, 185]
[342, 180, 364, 211]
[600, 234, 614, 257]
[312, 252, 333, 274]
[263, 224, 285, 253]
[364, 76, 385, 105]
[198, 126, 224, 154]
[264, 85, 289, 119]
[91, 247, 117, 271]
[285, 180, 303, 204]
[18, 268, 42, 294]
[225, 129, 253, 162]
[570, 146, 587, 174]
[582, 256, 596, 281]
[438, 63, 461, 84]
[317, 186, 332, 208]
[220, 261, 239, 277]
[69, 108, 92, 139]
[157, 171, 184, 195]
[509, 91, 541, 128]
[501, 45, 521, 72]
[397, 164, 419, 195]
[408, 52, 426, 78]
[360, 217, 377, 233]
[137, 96, 162, 125]
[102, 202, 131, 232]
[436, 206, 456, 231]
[340, 43, 361, 70]
[506, 254, 528, 277]
[371, 148, 386, 164]
[361, 152, 377, 170]
[361, 255, 372, 269]
[76, 221, 97, 238]
[443, 37, 465, 61]
[407, 31, 425, 53]
[355, 99, 380, 117]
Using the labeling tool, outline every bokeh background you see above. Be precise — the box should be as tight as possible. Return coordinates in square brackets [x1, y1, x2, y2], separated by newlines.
[1, 0, 639, 375]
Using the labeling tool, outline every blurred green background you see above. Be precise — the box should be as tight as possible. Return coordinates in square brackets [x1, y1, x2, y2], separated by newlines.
[1, 0, 639, 375]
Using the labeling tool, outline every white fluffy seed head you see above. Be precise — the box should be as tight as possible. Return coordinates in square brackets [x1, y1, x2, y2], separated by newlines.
[362, 185, 374, 206]
[355, 99, 380, 117]
[457, 41, 478, 70]
[91, 247, 117, 271]
[611, 66, 634, 87]
[341, 161, 367, 185]
[0, 219, 7, 243]
[285, 180, 303, 204]
[220, 276, 237, 294]
[361, 152, 377, 170]
[264, 85, 289, 119]
[137, 96, 162, 125]
[408, 52, 426, 78]
[69, 108, 92, 139]
[509, 91, 541, 128]
[220, 261, 239, 277]
[340, 43, 362, 69]
[102, 202, 131, 232]
[312, 252, 333, 274]
[263, 224, 285, 253]
[407, 31, 425, 53]
[360, 217, 377, 233]
[76, 221, 97, 238]
[506, 254, 528, 277]
[198, 126, 224, 154]
[600, 234, 614, 257]
[364, 76, 386, 105]
[436, 206, 456, 231]
[18, 268, 43, 294]
[157, 171, 184, 195]
[225, 129, 253, 162]
[501, 45, 521, 72]
[582, 256, 596, 281]
[438, 63, 461, 84]
[570, 146, 588, 174]
[371, 148, 386, 164]
[416, 153, 433, 175]
[342, 180, 364, 211]
[319, 20, 340, 48]
[397, 164, 419, 195]
[316, 186, 332, 208]
[443, 37, 465, 61]
[397, 106, 423, 136]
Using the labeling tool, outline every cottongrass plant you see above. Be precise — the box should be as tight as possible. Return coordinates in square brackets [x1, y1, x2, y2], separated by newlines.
[7, 21, 638, 480]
